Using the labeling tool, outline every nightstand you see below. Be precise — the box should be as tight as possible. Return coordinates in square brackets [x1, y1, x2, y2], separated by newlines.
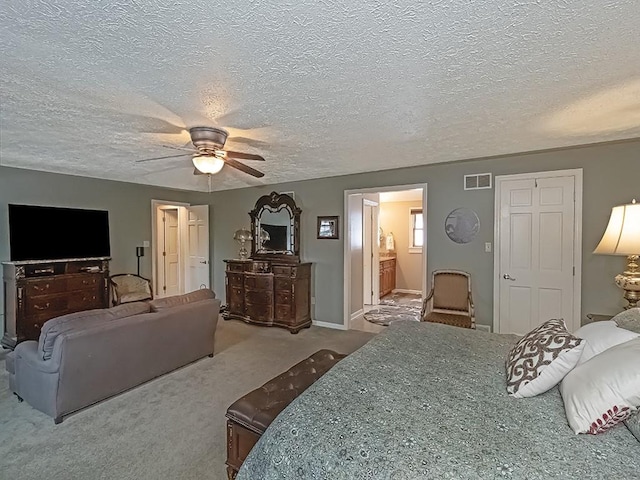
[584, 313, 614, 325]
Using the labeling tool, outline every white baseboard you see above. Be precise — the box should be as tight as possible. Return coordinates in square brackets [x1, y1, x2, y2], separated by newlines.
[476, 324, 491, 333]
[313, 320, 348, 331]
[350, 309, 364, 322]
[392, 289, 422, 295]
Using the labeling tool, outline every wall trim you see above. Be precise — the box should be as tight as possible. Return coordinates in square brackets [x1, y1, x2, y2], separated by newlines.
[476, 324, 491, 333]
[350, 308, 364, 322]
[313, 320, 348, 331]
[392, 289, 421, 295]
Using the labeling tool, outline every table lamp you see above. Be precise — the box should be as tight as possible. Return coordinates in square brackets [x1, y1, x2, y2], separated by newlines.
[233, 228, 253, 260]
[593, 199, 640, 309]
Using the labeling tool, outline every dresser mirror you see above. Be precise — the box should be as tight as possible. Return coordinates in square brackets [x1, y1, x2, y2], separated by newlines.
[250, 191, 301, 263]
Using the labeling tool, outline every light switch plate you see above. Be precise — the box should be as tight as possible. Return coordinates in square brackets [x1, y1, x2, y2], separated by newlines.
[485, 242, 492, 253]
[142, 240, 150, 247]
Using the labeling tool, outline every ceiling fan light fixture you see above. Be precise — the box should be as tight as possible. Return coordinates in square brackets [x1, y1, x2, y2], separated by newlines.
[192, 155, 224, 174]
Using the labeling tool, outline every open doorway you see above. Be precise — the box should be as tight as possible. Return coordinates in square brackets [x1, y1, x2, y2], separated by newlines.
[151, 200, 210, 298]
[343, 184, 428, 333]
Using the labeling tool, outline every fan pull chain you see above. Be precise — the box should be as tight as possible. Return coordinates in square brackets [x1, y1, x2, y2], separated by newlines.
[208, 174, 212, 193]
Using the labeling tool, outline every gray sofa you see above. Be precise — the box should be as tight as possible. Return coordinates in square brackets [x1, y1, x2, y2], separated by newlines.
[6, 289, 221, 423]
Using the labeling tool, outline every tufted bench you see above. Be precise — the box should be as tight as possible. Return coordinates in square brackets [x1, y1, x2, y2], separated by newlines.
[225, 349, 347, 479]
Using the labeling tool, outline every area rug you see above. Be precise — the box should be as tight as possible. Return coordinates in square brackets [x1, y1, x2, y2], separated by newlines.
[364, 293, 423, 326]
[363, 306, 421, 326]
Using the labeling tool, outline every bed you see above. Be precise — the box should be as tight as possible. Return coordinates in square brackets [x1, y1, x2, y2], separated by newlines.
[236, 321, 640, 479]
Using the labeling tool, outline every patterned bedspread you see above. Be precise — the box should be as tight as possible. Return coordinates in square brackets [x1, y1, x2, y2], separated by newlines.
[237, 322, 640, 480]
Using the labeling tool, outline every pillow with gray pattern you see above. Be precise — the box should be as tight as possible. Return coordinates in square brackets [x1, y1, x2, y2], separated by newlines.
[612, 308, 640, 334]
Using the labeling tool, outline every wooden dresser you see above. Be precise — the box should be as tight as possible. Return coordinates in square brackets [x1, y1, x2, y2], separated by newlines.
[379, 257, 397, 297]
[224, 259, 312, 334]
[1, 258, 110, 349]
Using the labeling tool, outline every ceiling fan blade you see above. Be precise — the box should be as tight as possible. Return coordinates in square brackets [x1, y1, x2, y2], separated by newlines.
[161, 143, 197, 153]
[136, 153, 191, 163]
[223, 157, 265, 178]
[227, 136, 270, 148]
[224, 150, 265, 161]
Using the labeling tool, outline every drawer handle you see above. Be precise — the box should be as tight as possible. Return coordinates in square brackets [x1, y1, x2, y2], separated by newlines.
[34, 302, 51, 310]
[34, 283, 50, 291]
[33, 323, 42, 329]
[34, 268, 54, 275]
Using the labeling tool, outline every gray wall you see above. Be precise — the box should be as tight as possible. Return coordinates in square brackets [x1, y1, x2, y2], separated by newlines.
[197, 139, 640, 328]
[2, 139, 638, 332]
[0, 166, 196, 328]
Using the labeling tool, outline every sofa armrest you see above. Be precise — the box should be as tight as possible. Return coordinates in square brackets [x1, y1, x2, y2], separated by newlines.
[14, 341, 61, 374]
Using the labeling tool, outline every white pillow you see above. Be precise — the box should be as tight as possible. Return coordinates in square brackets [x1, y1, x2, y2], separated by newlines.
[506, 319, 584, 398]
[574, 321, 639, 365]
[560, 337, 640, 434]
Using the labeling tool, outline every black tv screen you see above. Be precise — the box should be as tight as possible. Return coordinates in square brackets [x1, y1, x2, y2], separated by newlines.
[9, 204, 111, 261]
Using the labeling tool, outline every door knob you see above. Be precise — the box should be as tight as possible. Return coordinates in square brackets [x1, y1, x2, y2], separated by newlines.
[503, 274, 516, 281]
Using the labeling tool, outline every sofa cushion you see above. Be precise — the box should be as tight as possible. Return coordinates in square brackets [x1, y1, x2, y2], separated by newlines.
[5, 351, 15, 375]
[39, 302, 151, 360]
[149, 289, 216, 312]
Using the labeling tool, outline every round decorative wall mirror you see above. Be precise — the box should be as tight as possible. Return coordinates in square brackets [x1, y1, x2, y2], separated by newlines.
[445, 208, 480, 244]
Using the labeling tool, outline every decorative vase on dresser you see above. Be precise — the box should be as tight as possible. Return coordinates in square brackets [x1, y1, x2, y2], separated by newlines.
[222, 192, 312, 334]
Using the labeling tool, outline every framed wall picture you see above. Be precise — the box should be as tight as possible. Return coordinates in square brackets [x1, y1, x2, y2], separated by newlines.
[317, 216, 339, 239]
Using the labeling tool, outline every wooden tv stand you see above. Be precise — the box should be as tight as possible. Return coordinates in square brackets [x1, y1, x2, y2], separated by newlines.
[1, 257, 110, 349]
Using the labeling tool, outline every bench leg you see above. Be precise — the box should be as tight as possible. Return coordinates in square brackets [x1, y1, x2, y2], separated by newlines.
[226, 466, 238, 480]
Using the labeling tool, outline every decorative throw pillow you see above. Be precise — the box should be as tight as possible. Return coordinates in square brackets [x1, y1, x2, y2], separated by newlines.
[149, 288, 215, 312]
[506, 319, 584, 398]
[612, 307, 640, 334]
[574, 321, 639, 365]
[560, 337, 640, 434]
[625, 411, 640, 442]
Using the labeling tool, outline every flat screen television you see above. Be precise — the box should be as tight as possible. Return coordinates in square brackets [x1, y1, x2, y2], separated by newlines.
[8, 204, 111, 262]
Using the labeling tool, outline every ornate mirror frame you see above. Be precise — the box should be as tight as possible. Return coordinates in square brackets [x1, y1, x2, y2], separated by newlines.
[249, 191, 301, 263]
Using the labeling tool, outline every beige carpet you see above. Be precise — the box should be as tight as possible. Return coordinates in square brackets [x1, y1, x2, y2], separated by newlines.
[0, 320, 374, 480]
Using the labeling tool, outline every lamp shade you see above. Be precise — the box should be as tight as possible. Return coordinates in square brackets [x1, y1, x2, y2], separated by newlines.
[192, 156, 225, 174]
[594, 199, 640, 256]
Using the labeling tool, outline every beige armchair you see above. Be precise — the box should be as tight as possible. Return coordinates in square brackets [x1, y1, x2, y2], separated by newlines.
[110, 274, 153, 306]
[421, 270, 475, 329]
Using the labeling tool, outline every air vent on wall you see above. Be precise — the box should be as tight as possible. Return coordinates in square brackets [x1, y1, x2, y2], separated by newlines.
[464, 173, 492, 190]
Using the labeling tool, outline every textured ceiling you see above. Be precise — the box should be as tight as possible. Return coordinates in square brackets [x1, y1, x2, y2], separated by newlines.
[1, 1, 639, 192]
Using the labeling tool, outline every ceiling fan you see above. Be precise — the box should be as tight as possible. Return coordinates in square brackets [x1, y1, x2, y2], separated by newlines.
[137, 126, 265, 178]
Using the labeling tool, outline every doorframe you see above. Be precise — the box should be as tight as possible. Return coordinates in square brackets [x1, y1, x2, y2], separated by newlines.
[343, 183, 428, 329]
[151, 199, 191, 298]
[362, 198, 380, 306]
[492, 168, 583, 333]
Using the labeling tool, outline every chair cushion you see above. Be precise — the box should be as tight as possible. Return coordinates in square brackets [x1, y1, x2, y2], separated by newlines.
[112, 275, 152, 304]
[424, 312, 473, 329]
[38, 302, 151, 360]
[432, 273, 469, 311]
[149, 289, 216, 312]
[226, 350, 346, 434]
